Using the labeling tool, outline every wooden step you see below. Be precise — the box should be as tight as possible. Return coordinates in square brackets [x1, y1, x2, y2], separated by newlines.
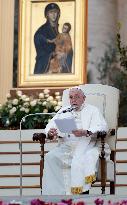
[115, 184, 127, 187]
[116, 172, 127, 175]
[0, 141, 38, 144]
[116, 160, 127, 163]
[0, 161, 126, 166]
[0, 151, 48, 154]
[0, 172, 126, 177]
[115, 149, 127, 152]
[0, 162, 40, 166]
[0, 185, 40, 189]
[0, 138, 127, 143]
[1, 149, 126, 154]
[116, 138, 127, 142]
[0, 174, 40, 178]
[117, 138, 127, 141]
[0, 151, 40, 154]
[0, 184, 126, 189]
[92, 184, 127, 187]
[0, 140, 58, 144]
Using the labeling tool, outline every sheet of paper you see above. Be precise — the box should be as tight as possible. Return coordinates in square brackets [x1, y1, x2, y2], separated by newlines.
[54, 117, 77, 134]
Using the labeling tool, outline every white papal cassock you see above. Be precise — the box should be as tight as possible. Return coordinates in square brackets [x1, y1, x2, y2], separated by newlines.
[42, 103, 109, 195]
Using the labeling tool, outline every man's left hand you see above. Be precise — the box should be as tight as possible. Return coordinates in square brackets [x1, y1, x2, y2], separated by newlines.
[72, 129, 87, 137]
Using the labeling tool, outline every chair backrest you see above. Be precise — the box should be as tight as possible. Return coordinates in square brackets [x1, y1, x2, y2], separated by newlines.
[62, 84, 120, 150]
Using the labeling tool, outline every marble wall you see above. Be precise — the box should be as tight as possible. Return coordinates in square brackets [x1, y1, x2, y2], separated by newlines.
[87, 0, 117, 83]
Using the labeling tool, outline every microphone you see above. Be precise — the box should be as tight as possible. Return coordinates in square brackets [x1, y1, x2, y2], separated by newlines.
[62, 106, 78, 113]
[20, 112, 56, 123]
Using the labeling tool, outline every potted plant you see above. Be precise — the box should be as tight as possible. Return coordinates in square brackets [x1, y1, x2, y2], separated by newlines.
[0, 89, 62, 130]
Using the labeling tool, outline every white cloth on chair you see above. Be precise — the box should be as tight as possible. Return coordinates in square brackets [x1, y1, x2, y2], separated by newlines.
[42, 103, 108, 195]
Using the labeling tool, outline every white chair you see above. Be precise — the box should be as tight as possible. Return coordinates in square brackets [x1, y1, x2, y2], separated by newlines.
[62, 84, 120, 194]
[33, 84, 119, 194]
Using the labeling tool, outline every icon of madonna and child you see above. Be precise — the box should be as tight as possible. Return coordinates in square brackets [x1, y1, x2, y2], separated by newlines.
[33, 3, 73, 75]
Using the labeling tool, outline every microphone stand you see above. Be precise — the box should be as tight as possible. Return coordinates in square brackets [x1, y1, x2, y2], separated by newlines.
[19, 112, 56, 196]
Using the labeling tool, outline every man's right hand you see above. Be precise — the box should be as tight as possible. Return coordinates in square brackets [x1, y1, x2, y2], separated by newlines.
[48, 128, 58, 140]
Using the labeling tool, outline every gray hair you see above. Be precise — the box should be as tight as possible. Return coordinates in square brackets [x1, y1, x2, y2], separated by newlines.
[69, 86, 85, 97]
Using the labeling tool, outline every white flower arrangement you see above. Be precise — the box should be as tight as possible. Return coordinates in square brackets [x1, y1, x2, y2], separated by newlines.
[0, 89, 62, 129]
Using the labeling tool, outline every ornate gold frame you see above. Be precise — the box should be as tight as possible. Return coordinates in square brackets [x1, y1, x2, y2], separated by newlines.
[18, 0, 88, 87]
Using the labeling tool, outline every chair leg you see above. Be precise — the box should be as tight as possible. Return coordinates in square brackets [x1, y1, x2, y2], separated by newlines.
[101, 185, 105, 194]
[33, 133, 46, 194]
[99, 132, 107, 194]
[110, 181, 115, 194]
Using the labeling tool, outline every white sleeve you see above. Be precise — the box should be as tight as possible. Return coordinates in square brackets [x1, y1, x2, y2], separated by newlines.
[88, 107, 108, 133]
[44, 106, 69, 137]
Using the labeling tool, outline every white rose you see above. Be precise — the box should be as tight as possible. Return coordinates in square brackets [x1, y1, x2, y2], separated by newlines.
[30, 100, 37, 107]
[39, 93, 44, 99]
[21, 95, 27, 101]
[55, 96, 61, 101]
[51, 100, 57, 106]
[58, 101, 62, 106]
[47, 96, 54, 101]
[25, 108, 29, 113]
[43, 89, 50, 94]
[20, 107, 25, 112]
[38, 100, 42, 105]
[16, 90, 22, 97]
[45, 94, 49, 98]
[6, 93, 11, 98]
[8, 103, 12, 108]
[42, 101, 47, 106]
[24, 97, 30, 102]
[43, 109, 48, 113]
[55, 92, 60, 96]
[23, 102, 29, 108]
[9, 107, 16, 115]
[6, 119, 10, 125]
[12, 99, 18, 105]
[55, 105, 61, 111]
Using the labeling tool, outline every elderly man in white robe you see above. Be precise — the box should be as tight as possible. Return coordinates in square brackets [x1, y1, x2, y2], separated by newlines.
[42, 87, 108, 195]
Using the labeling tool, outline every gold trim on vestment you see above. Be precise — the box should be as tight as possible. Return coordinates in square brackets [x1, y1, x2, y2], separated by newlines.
[85, 174, 96, 184]
[71, 186, 83, 194]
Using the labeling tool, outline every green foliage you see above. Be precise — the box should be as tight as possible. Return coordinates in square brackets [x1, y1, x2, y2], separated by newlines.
[97, 43, 117, 85]
[97, 37, 127, 126]
[0, 90, 62, 129]
[116, 30, 127, 69]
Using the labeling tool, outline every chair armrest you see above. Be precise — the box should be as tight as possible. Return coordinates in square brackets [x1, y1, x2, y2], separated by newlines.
[110, 129, 115, 136]
[33, 133, 46, 144]
[97, 131, 107, 139]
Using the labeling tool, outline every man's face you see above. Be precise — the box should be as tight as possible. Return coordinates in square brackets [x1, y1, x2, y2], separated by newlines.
[62, 25, 69, 33]
[69, 89, 85, 110]
[47, 9, 59, 22]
